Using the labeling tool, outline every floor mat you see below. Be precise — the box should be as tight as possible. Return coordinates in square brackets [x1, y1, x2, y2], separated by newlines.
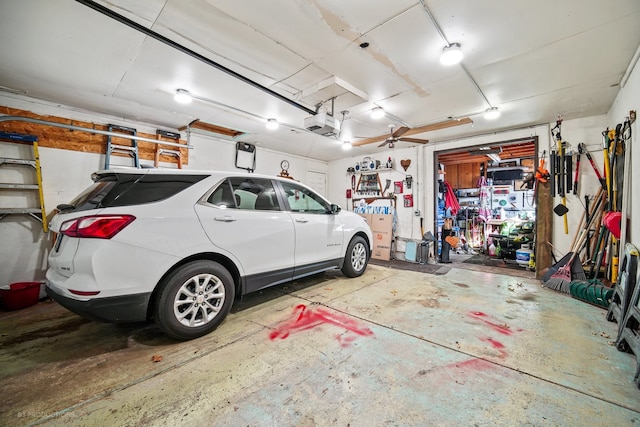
[369, 258, 449, 275]
[463, 254, 525, 271]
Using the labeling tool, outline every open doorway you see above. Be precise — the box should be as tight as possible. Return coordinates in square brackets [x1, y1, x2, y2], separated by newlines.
[435, 137, 540, 273]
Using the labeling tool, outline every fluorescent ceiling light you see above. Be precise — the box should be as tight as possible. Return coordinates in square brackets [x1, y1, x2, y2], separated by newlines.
[371, 107, 385, 119]
[342, 140, 352, 150]
[266, 118, 279, 130]
[174, 88, 192, 104]
[440, 43, 463, 66]
[484, 107, 500, 120]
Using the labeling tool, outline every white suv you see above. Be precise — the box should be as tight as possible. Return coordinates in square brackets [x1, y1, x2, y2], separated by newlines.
[46, 169, 372, 340]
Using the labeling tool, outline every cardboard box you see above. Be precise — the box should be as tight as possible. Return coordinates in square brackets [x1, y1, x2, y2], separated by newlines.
[357, 213, 373, 228]
[372, 242, 392, 260]
[373, 231, 392, 245]
[371, 232, 392, 260]
[370, 214, 393, 233]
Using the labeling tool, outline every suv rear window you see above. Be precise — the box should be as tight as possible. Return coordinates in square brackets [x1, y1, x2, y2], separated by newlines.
[67, 173, 207, 211]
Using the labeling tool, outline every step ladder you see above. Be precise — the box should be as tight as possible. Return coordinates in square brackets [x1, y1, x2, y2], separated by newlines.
[0, 131, 48, 232]
[154, 129, 183, 168]
[105, 124, 140, 169]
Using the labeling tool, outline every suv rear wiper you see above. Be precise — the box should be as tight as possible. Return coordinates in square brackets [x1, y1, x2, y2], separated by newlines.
[56, 204, 75, 212]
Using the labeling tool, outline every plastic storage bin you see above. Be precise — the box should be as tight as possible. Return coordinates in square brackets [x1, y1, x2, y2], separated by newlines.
[0, 282, 43, 310]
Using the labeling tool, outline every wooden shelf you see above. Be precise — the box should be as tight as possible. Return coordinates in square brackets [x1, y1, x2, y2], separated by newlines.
[351, 167, 393, 174]
[353, 195, 396, 204]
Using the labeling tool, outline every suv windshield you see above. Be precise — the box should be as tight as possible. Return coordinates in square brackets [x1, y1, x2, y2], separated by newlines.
[66, 173, 208, 212]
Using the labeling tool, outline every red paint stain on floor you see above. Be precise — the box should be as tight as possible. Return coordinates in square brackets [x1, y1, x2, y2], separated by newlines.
[468, 311, 523, 335]
[269, 304, 373, 347]
[480, 337, 508, 359]
[454, 358, 496, 371]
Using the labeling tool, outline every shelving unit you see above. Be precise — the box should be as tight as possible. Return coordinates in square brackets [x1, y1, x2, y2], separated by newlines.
[350, 169, 396, 210]
[356, 171, 383, 196]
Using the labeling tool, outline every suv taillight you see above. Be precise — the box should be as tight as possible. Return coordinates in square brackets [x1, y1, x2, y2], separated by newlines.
[60, 215, 135, 239]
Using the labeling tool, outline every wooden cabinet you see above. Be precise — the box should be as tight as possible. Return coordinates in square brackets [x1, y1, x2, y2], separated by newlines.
[444, 162, 483, 189]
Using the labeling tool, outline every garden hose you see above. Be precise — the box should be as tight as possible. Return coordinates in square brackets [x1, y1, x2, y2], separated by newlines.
[569, 280, 614, 309]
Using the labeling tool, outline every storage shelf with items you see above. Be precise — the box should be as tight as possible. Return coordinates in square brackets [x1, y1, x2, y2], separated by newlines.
[350, 169, 397, 209]
[355, 172, 383, 197]
[456, 188, 480, 208]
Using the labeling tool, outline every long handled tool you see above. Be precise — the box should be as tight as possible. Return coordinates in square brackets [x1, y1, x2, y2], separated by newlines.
[544, 229, 589, 293]
[572, 150, 580, 195]
[578, 143, 606, 190]
[543, 188, 604, 286]
[565, 148, 573, 194]
[603, 129, 612, 207]
[549, 150, 556, 196]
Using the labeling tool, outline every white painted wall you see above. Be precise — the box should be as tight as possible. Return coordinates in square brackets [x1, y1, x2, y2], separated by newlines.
[327, 145, 423, 254]
[608, 49, 639, 248]
[0, 95, 327, 287]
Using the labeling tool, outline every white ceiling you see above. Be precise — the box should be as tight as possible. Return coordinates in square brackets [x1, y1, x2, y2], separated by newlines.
[1, 0, 639, 161]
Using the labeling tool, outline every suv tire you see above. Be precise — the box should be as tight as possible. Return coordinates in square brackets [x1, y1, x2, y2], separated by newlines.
[341, 235, 369, 278]
[155, 260, 235, 340]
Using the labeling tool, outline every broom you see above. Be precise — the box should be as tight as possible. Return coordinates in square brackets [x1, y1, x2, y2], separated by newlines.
[544, 230, 588, 293]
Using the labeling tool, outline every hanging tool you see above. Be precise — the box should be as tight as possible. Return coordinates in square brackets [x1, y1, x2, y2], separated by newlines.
[584, 195, 591, 261]
[578, 143, 606, 190]
[549, 150, 556, 197]
[572, 149, 580, 195]
[565, 146, 573, 194]
[603, 128, 612, 208]
[551, 117, 569, 234]
[532, 151, 550, 201]
[607, 125, 620, 211]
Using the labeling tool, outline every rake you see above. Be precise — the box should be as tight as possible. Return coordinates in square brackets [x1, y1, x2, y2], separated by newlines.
[544, 230, 588, 293]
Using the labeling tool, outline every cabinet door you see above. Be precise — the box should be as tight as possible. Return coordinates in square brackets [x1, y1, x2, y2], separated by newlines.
[458, 163, 474, 188]
[446, 164, 459, 188]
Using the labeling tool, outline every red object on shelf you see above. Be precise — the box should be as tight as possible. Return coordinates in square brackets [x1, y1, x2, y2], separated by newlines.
[1, 282, 42, 310]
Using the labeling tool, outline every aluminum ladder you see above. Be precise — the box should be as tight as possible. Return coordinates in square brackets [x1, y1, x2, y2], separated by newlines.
[0, 131, 48, 232]
[154, 129, 183, 168]
[105, 124, 140, 169]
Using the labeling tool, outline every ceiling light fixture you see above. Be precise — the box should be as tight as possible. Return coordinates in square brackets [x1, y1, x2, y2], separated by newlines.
[484, 107, 501, 120]
[266, 118, 279, 130]
[342, 140, 352, 150]
[371, 107, 385, 119]
[174, 88, 193, 104]
[440, 43, 463, 66]
[419, 3, 500, 118]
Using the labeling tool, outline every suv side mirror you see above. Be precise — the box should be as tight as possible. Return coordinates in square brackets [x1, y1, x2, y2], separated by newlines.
[329, 204, 341, 214]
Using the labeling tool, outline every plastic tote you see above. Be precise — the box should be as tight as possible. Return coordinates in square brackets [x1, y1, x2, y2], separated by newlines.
[0, 282, 43, 310]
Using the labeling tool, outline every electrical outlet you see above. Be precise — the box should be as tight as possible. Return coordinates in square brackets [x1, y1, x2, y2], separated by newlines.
[414, 210, 421, 216]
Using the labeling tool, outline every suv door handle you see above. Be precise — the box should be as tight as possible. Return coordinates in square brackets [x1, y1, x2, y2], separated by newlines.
[214, 216, 236, 222]
[295, 218, 309, 223]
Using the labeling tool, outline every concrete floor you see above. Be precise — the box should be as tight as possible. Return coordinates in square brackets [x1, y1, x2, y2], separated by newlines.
[1, 261, 639, 426]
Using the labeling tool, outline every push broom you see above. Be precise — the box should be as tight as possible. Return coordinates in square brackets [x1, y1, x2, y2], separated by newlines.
[544, 229, 589, 293]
